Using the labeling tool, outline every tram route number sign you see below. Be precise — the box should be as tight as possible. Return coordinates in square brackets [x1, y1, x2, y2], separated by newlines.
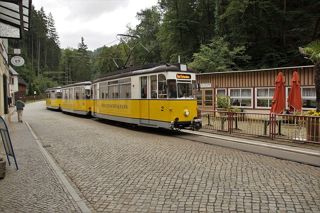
[176, 74, 191, 79]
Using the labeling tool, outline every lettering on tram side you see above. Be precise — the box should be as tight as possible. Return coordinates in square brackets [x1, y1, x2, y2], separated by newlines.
[101, 104, 128, 109]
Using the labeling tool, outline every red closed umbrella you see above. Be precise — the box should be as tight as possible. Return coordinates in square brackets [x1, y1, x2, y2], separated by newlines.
[270, 72, 286, 114]
[288, 71, 302, 112]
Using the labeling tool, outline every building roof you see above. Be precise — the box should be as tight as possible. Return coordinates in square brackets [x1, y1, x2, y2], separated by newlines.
[196, 65, 314, 76]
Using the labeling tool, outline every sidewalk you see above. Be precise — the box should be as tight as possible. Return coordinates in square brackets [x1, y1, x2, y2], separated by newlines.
[181, 129, 320, 167]
[0, 113, 82, 212]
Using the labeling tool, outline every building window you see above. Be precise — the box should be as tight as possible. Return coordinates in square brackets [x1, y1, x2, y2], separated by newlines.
[196, 90, 202, 106]
[287, 87, 316, 109]
[256, 87, 274, 108]
[302, 87, 316, 109]
[216, 88, 227, 96]
[204, 90, 213, 106]
[229, 88, 253, 108]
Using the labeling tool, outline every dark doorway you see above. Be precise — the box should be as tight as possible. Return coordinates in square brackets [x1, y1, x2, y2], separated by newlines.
[3, 75, 8, 114]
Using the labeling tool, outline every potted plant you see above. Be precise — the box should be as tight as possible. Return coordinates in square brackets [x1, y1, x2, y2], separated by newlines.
[217, 95, 230, 111]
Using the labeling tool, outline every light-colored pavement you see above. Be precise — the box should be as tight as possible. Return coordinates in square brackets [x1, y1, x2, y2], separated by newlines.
[179, 130, 320, 167]
[0, 109, 81, 212]
[0, 102, 320, 212]
[10, 101, 319, 213]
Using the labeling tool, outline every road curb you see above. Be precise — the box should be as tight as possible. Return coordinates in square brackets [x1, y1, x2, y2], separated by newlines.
[25, 122, 92, 213]
[180, 130, 320, 167]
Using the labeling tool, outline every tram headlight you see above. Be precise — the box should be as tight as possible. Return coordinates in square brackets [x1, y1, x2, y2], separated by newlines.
[184, 109, 190, 117]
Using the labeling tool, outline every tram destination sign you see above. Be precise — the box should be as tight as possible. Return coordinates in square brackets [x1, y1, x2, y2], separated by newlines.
[176, 74, 191, 79]
[11, 56, 25, 67]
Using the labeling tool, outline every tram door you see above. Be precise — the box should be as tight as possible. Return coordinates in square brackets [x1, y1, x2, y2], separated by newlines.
[139, 76, 150, 124]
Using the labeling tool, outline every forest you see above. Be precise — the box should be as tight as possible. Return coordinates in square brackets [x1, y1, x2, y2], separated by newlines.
[10, 0, 320, 94]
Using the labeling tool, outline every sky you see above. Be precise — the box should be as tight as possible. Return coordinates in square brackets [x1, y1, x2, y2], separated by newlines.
[32, 0, 159, 50]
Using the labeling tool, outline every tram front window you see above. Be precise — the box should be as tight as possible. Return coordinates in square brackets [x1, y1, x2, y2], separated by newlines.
[168, 80, 177, 98]
[177, 83, 193, 98]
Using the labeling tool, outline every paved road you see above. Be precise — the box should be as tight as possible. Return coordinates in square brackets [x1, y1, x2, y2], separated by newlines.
[0, 108, 80, 212]
[25, 101, 320, 212]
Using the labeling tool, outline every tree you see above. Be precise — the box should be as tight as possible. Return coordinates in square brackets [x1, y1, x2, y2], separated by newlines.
[189, 37, 250, 72]
[158, 0, 200, 62]
[74, 37, 91, 81]
[299, 40, 320, 112]
[128, 6, 162, 65]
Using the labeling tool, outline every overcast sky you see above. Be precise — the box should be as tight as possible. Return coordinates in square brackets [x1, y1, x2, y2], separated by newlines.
[33, 0, 158, 50]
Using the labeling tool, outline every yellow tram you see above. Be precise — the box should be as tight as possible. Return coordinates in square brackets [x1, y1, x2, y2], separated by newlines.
[60, 81, 92, 115]
[92, 64, 201, 129]
[45, 87, 62, 110]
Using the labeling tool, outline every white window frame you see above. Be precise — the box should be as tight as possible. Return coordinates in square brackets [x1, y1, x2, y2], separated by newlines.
[204, 89, 213, 106]
[255, 87, 274, 109]
[216, 88, 227, 96]
[286, 86, 316, 110]
[228, 88, 253, 108]
[301, 86, 316, 109]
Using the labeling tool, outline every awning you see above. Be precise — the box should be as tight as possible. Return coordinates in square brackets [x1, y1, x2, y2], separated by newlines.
[0, 0, 31, 39]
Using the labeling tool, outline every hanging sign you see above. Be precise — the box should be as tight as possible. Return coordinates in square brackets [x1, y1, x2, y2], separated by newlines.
[200, 83, 212, 88]
[11, 56, 25, 67]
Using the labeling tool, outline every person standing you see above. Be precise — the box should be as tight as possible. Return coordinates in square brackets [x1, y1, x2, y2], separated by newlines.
[15, 98, 25, 123]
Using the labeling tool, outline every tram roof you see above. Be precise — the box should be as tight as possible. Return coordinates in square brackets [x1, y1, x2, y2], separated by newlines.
[93, 64, 194, 83]
[45, 86, 61, 92]
[61, 81, 92, 89]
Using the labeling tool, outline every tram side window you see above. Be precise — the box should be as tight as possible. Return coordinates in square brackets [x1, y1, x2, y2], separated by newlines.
[81, 87, 85, 99]
[56, 92, 62, 99]
[99, 82, 108, 99]
[63, 90, 68, 99]
[151, 75, 157, 99]
[108, 82, 119, 99]
[205, 90, 213, 106]
[50, 91, 55, 99]
[69, 88, 74, 100]
[75, 87, 81, 100]
[85, 89, 91, 99]
[140, 76, 148, 99]
[119, 78, 131, 99]
[168, 80, 177, 98]
[158, 74, 167, 99]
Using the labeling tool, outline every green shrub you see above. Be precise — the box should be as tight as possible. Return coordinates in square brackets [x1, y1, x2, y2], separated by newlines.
[217, 95, 230, 109]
